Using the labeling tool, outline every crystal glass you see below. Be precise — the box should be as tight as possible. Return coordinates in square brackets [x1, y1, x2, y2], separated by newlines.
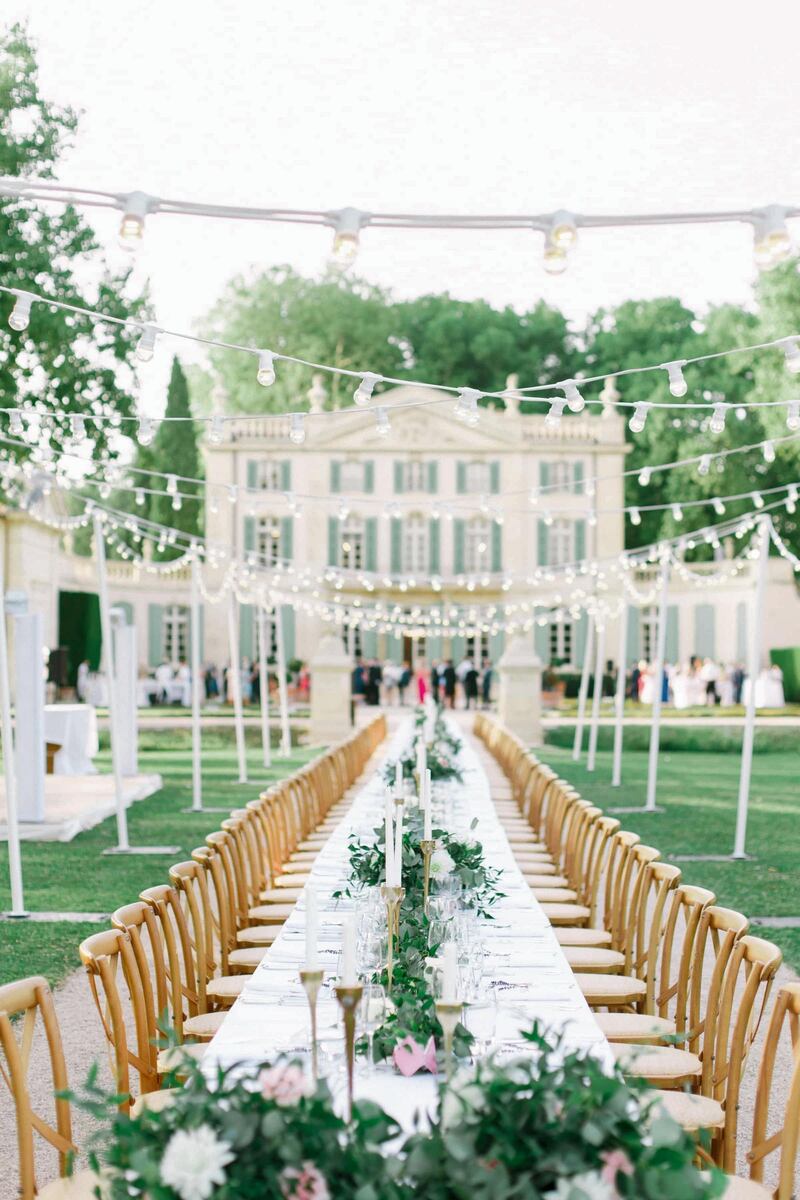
[360, 983, 387, 1074]
[464, 987, 497, 1058]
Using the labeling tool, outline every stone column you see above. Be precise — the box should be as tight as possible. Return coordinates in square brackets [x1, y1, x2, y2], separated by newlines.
[497, 635, 542, 746]
[309, 633, 353, 745]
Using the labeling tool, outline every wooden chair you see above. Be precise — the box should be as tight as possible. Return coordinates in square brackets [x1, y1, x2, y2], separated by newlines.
[0, 976, 97, 1198]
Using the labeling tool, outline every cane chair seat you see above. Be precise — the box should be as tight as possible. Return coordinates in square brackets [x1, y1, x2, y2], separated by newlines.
[514, 856, 558, 871]
[183, 1010, 227, 1040]
[290, 850, 320, 863]
[610, 1043, 702, 1088]
[563, 946, 626, 974]
[237, 920, 290, 944]
[531, 887, 579, 903]
[281, 861, 314, 874]
[131, 1087, 180, 1117]
[594, 1012, 675, 1042]
[273, 875, 310, 889]
[228, 946, 268, 970]
[555, 927, 613, 947]
[575, 973, 648, 1007]
[719, 1180, 770, 1199]
[657, 1090, 725, 1133]
[540, 902, 591, 926]
[206, 975, 247, 1005]
[39, 1171, 102, 1198]
[255, 890, 301, 907]
[525, 873, 570, 888]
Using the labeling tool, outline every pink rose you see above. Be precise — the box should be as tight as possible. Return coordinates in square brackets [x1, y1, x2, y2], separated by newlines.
[601, 1148, 634, 1186]
[260, 1063, 311, 1107]
[280, 1162, 330, 1200]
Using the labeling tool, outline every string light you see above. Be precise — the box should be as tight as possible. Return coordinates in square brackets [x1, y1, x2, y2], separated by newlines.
[752, 491, 764, 509]
[166, 474, 178, 496]
[787, 485, 799, 514]
[172, 495, 182, 511]
[710, 402, 728, 434]
[69, 413, 86, 440]
[135, 488, 145, 506]
[629, 507, 641, 525]
[118, 191, 151, 251]
[137, 415, 155, 446]
[227, 484, 238, 504]
[135, 325, 158, 363]
[563, 380, 585, 413]
[664, 361, 688, 397]
[698, 454, 712, 476]
[787, 401, 800, 432]
[329, 207, 364, 268]
[8, 411, 23, 436]
[671, 503, 683, 521]
[208, 414, 225, 445]
[713, 497, 726, 516]
[753, 205, 793, 271]
[454, 387, 482, 424]
[8, 291, 33, 332]
[782, 338, 800, 375]
[374, 407, 391, 438]
[289, 413, 306, 445]
[257, 351, 276, 386]
[628, 402, 650, 433]
[545, 398, 566, 427]
[353, 372, 380, 406]
[762, 439, 776, 463]
[638, 467, 652, 486]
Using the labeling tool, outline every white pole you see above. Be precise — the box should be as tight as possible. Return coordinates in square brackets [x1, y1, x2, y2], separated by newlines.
[612, 604, 629, 787]
[0, 525, 26, 916]
[227, 591, 248, 784]
[732, 518, 770, 859]
[587, 620, 606, 772]
[645, 552, 671, 812]
[257, 605, 272, 769]
[94, 514, 129, 851]
[190, 553, 202, 810]
[572, 614, 594, 761]
[274, 603, 292, 758]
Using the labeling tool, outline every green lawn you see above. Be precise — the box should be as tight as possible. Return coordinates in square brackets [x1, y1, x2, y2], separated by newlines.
[542, 727, 800, 972]
[0, 730, 319, 988]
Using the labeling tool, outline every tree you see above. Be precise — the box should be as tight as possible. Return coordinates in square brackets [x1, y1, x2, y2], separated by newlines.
[146, 358, 202, 557]
[0, 23, 145, 481]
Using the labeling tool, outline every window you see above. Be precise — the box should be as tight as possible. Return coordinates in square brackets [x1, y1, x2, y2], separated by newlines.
[641, 607, 658, 663]
[464, 461, 491, 494]
[547, 519, 573, 566]
[465, 517, 491, 572]
[549, 619, 573, 665]
[163, 605, 189, 664]
[257, 516, 283, 566]
[341, 614, 362, 659]
[403, 514, 429, 573]
[400, 461, 427, 492]
[340, 460, 366, 492]
[341, 515, 365, 570]
[254, 611, 279, 662]
[466, 632, 490, 663]
[549, 461, 571, 491]
[255, 460, 283, 490]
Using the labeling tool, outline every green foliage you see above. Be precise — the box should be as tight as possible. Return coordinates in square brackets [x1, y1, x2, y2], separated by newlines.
[0, 23, 146, 472]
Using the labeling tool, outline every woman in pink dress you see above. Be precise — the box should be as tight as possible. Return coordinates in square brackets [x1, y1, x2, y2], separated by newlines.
[416, 662, 428, 704]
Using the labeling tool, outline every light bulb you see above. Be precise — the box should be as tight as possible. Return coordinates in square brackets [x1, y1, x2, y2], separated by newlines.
[454, 387, 481, 423]
[735, 406, 747, 421]
[166, 474, 178, 495]
[545, 398, 566, 427]
[354, 372, 380, 406]
[550, 210, 577, 249]
[257, 350, 276, 386]
[713, 497, 726, 516]
[563, 380, 585, 413]
[98, 482, 111, 500]
[710, 403, 728, 434]
[9, 410, 23, 436]
[664, 361, 688, 397]
[137, 415, 155, 446]
[752, 491, 764, 509]
[172, 495, 182, 511]
[629, 506, 641, 525]
[374, 407, 390, 438]
[782, 339, 800, 375]
[628, 402, 650, 433]
[227, 484, 238, 504]
[135, 488, 145, 506]
[289, 413, 306, 445]
[208, 413, 224, 444]
[329, 208, 364, 269]
[786, 401, 800, 431]
[8, 291, 33, 332]
[762, 439, 776, 463]
[698, 454, 712, 476]
[588, 510, 597, 527]
[638, 466, 652, 487]
[672, 503, 683, 521]
[70, 413, 86, 440]
[135, 325, 157, 363]
[528, 487, 539, 505]
[543, 510, 553, 526]
[118, 191, 150, 251]
[753, 205, 793, 270]
[543, 238, 568, 275]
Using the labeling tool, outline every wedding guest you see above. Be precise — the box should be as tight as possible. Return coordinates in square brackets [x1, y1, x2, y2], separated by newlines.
[443, 659, 456, 708]
[699, 657, 719, 706]
[76, 658, 90, 702]
[481, 659, 493, 708]
[629, 661, 640, 701]
[250, 661, 261, 705]
[154, 659, 173, 704]
[366, 659, 382, 706]
[416, 661, 428, 704]
[731, 662, 745, 705]
[398, 660, 412, 705]
[464, 661, 479, 709]
[351, 658, 366, 702]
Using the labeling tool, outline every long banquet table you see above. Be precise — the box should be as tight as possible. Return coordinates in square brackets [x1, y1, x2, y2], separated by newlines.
[204, 718, 610, 1130]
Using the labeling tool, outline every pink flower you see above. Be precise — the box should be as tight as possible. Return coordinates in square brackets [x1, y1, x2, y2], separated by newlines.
[600, 1149, 634, 1186]
[259, 1062, 312, 1107]
[280, 1162, 330, 1200]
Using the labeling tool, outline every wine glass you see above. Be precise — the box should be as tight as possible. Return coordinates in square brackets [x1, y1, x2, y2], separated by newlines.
[360, 984, 387, 1074]
[464, 986, 497, 1059]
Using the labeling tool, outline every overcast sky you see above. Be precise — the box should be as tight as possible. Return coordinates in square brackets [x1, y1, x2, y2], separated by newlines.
[7, 0, 800, 411]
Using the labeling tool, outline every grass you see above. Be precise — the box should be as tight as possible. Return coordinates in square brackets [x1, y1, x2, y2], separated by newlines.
[0, 730, 319, 988]
[554, 699, 800, 718]
[542, 727, 800, 971]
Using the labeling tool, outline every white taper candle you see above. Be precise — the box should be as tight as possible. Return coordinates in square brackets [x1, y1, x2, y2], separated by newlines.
[423, 767, 432, 840]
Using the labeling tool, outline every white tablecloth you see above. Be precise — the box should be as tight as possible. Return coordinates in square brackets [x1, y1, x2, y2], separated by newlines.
[204, 718, 610, 1132]
[43, 704, 99, 775]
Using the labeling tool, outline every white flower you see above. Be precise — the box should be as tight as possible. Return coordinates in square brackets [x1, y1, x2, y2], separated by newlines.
[545, 1171, 615, 1200]
[160, 1124, 235, 1200]
[429, 847, 456, 879]
[441, 1066, 486, 1129]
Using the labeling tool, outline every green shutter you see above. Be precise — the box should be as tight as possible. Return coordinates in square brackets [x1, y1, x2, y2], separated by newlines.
[491, 521, 502, 572]
[427, 461, 438, 493]
[327, 517, 340, 567]
[426, 634, 443, 661]
[280, 605, 296, 663]
[534, 622, 549, 662]
[281, 460, 291, 490]
[573, 461, 584, 494]
[147, 603, 163, 667]
[626, 607, 641, 665]
[736, 602, 747, 661]
[429, 518, 441, 573]
[247, 460, 257, 489]
[393, 461, 404, 493]
[390, 517, 402, 573]
[361, 627, 378, 659]
[694, 603, 715, 658]
[244, 516, 256, 553]
[365, 517, 378, 571]
[450, 635, 466, 662]
[453, 519, 466, 574]
[574, 519, 586, 563]
[239, 603, 254, 660]
[665, 605, 679, 663]
[489, 631, 505, 664]
[281, 516, 293, 562]
[490, 461, 500, 494]
[539, 462, 550, 490]
[456, 462, 466, 493]
[537, 520, 549, 566]
[330, 461, 341, 493]
[364, 461, 375, 493]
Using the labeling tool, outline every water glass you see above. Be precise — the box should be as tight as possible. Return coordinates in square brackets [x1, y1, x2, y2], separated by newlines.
[360, 983, 387, 1073]
[464, 988, 497, 1058]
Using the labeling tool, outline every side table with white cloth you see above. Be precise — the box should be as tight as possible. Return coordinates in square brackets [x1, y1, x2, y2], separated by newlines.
[203, 717, 611, 1133]
[43, 704, 99, 775]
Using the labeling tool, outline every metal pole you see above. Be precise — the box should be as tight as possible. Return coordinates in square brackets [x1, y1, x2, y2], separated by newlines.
[572, 614, 594, 761]
[645, 553, 671, 812]
[0, 524, 26, 916]
[257, 605, 272, 769]
[94, 514, 129, 851]
[274, 603, 292, 758]
[732, 518, 770, 859]
[612, 604, 629, 787]
[190, 553, 202, 810]
[227, 591, 248, 784]
[587, 620, 606, 772]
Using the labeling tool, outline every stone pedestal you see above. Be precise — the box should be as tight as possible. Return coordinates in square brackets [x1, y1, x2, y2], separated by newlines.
[497, 636, 543, 746]
[309, 634, 353, 745]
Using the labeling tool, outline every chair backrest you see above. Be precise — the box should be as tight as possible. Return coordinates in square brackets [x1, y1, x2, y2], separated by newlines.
[110, 900, 168, 1037]
[744, 982, 800, 1198]
[0, 976, 74, 1199]
[653, 884, 715, 1024]
[168, 859, 215, 1013]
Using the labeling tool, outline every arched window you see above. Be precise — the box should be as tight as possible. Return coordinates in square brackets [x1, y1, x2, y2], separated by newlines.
[465, 517, 491, 572]
[403, 514, 429, 573]
[341, 515, 365, 570]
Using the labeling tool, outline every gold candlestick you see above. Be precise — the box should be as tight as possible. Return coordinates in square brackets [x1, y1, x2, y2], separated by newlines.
[299, 968, 324, 1082]
[435, 1000, 462, 1080]
[420, 838, 436, 913]
[380, 884, 405, 992]
[334, 983, 363, 1121]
